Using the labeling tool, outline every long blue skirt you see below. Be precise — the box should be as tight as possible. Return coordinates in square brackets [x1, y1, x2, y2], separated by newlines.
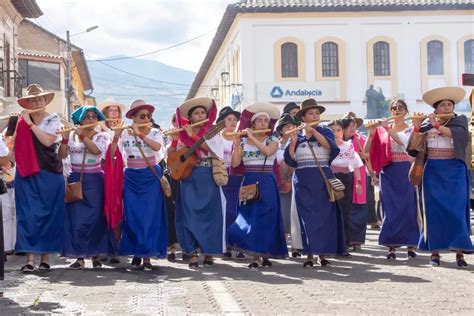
[227, 172, 288, 258]
[15, 170, 65, 253]
[335, 172, 367, 245]
[418, 159, 473, 252]
[63, 172, 108, 257]
[120, 166, 168, 257]
[294, 167, 347, 256]
[176, 166, 225, 255]
[222, 174, 243, 229]
[379, 162, 420, 247]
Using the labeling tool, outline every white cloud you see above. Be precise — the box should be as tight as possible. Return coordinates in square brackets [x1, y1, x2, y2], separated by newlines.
[34, 0, 235, 71]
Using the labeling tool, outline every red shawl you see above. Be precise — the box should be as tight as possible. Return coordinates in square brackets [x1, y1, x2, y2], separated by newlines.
[176, 101, 217, 158]
[352, 133, 367, 204]
[369, 126, 393, 174]
[14, 117, 40, 177]
[104, 145, 124, 229]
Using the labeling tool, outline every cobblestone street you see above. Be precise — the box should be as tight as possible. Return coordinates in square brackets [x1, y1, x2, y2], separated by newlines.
[1, 229, 473, 315]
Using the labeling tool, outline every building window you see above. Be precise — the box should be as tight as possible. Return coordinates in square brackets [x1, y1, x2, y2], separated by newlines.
[427, 40, 444, 75]
[322, 42, 339, 77]
[19, 60, 61, 90]
[281, 42, 298, 78]
[373, 41, 390, 76]
[465, 40, 474, 74]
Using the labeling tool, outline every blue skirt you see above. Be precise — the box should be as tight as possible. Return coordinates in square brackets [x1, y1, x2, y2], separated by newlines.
[63, 172, 108, 257]
[15, 170, 65, 253]
[418, 159, 473, 252]
[379, 162, 420, 247]
[120, 166, 168, 257]
[294, 167, 347, 256]
[222, 174, 242, 229]
[176, 166, 225, 255]
[227, 172, 288, 258]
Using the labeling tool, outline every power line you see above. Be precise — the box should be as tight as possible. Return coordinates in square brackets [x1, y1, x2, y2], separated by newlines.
[92, 75, 192, 90]
[89, 29, 215, 62]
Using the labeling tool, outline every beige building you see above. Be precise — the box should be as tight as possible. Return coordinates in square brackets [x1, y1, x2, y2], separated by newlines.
[0, 0, 42, 112]
[18, 19, 94, 117]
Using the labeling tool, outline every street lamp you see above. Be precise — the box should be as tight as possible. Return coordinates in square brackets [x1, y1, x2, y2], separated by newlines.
[66, 25, 99, 119]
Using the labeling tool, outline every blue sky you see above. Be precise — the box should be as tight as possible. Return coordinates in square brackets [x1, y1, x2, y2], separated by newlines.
[34, 0, 235, 71]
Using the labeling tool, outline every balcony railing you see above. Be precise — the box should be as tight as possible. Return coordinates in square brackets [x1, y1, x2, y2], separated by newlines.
[1, 68, 23, 98]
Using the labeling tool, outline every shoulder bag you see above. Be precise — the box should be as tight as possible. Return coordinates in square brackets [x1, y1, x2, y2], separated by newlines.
[65, 147, 86, 203]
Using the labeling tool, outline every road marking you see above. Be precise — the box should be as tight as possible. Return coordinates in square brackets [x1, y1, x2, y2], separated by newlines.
[206, 280, 242, 314]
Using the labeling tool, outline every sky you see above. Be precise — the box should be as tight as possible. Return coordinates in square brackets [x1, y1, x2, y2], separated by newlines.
[34, 0, 235, 72]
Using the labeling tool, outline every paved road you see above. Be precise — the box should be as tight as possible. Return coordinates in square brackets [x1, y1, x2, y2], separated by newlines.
[1, 229, 473, 315]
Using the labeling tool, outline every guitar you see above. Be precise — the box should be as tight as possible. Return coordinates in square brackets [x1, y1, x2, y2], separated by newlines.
[167, 121, 225, 180]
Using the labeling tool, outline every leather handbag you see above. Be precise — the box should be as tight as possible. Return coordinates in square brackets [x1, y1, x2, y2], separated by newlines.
[278, 161, 294, 194]
[307, 142, 345, 202]
[408, 135, 427, 186]
[239, 156, 267, 205]
[133, 134, 172, 198]
[65, 149, 86, 203]
[211, 155, 228, 186]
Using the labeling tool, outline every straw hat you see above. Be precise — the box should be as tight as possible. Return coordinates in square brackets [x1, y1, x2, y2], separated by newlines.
[244, 102, 281, 120]
[341, 111, 363, 128]
[422, 86, 466, 107]
[18, 84, 55, 109]
[178, 97, 214, 118]
[98, 98, 126, 114]
[125, 99, 155, 119]
[295, 98, 326, 118]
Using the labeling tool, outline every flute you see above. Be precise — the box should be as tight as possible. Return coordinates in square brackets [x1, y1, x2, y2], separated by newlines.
[364, 114, 405, 128]
[224, 129, 272, 137]
[111, 122, 152, 131]
[0, 108, 45, 120]
[164, 119, 209, 136]
[406, 113, 454, 120]
[56, 122, 100, 134]
[284, 120, 321, 135]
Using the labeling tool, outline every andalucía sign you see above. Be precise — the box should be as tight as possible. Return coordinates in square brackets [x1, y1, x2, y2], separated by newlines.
[258, 82, 338, 102]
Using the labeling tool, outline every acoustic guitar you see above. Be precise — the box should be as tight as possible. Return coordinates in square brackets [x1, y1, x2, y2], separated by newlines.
[167, 121, 225, 180]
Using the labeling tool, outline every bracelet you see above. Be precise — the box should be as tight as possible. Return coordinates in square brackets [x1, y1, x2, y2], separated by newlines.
[61, 138, 69, 145]
[112, 137, 119, 144]
[78, 134, 86, 141]
[170, 140, 178, 148]
[413, 127, 420, 133]
[138, 132, 146, 140]
[434, 123, 441, 130]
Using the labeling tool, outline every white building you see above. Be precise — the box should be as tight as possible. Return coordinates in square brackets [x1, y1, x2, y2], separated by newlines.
[187, 0, 474, 119]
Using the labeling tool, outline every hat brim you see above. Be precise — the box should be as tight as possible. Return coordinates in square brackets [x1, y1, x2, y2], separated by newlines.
[18, 92, 55, 109]
[179, 97, 214, 118]
[244, 102, 281, 120]
[422, 86, 466, 106]
[98, 101, 126, 115]
[125, 104, 155, 119]
[295, 105, 326, 118]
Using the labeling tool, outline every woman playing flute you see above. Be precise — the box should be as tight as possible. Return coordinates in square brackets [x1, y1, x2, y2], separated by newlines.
[408, 86, 473, 267]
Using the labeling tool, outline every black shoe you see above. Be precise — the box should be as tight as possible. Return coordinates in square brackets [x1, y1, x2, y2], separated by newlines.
[143, 262, 153, 271]
[38, 262, 51, 271]
[407, 251, 417, 258]
[223, 251, 232, 259]
[248, 262, 259, 269]
[69, 259, 85, 270]
[291, 251, 301, 258]
[320, 259, 331, 267]
[182, 253, 191, 261]
[303, 260, 314, 268]
[430, 255, 440, 267]
[456, 255, 468, 268]
[261, 259, 272, 267]
[188, 261, 199, 269]
[203, 260, 214, 266]
[131, 257, 142, 266]
[109, 257, 120, 264]
[387, 252, 396, 260]
[236, 252, 246, 260]
[21, 264, 35, 273]
[167, 253, 176, 262]
[92, 260, 102, 269]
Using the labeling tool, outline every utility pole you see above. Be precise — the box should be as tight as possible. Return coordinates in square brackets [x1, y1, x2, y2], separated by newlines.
[66, 30, 72, 120]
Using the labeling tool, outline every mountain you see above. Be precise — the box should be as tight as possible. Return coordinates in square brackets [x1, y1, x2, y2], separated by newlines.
[87, 56, 196, 129]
